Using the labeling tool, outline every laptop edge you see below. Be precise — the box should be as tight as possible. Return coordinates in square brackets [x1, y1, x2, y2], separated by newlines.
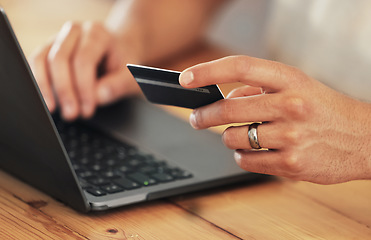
[0, 8, 90, 212]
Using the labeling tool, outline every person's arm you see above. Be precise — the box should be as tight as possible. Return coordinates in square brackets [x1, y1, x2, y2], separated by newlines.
[106, 0, 226, 64]
[30, 0, 226, 121]
[179, 56, 371, 184]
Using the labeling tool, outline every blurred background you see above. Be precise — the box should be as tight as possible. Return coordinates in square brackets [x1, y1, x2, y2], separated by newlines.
[2, 0, 370, 102]
[0, 0, 114, 56]
[0, 0, 268, 58]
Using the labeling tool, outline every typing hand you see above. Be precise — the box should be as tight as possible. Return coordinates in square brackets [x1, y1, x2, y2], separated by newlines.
[179, 56, 371, 184]
[30, 21, 140, 121]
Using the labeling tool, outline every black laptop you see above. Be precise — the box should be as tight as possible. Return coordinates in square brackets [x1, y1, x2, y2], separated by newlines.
[0, 8, 262, 212]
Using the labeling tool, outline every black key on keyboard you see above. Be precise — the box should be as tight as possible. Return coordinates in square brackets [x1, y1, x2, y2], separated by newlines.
[117, 165, 133, 174]
[101, 184, 124, 194]
[87, 177, 110, 186]
[77, 170, 94, 179]
[128, 172, 157, 186]
[170, 168, 193, 179]
[151, 173, 174, 183]
[53, 114, 194, 196]
[86, 188, 106, 197]
[89, 162, 105, 172]
[100, 169, 120, 179]
[114, 177, 141, 190]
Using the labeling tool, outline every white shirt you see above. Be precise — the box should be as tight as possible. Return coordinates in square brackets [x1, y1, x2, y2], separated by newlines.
[208, 0, 371, 102]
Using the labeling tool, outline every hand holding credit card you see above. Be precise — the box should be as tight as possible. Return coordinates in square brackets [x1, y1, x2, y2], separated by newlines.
[127, 64, 224, 109]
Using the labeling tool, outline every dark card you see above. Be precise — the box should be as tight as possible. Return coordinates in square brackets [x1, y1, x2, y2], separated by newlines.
[127, 64, 224, 109]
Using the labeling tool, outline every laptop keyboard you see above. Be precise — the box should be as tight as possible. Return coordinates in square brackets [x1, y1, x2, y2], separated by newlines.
[53, 116, 193, 197]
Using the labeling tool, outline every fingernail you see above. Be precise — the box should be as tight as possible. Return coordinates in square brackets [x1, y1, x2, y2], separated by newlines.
[63, 102, 75, 120]
[98, 86, 112, 104]
[189, 111, 199, 129]
[234, 151, 242, 165]
[180, 71, 194, 86]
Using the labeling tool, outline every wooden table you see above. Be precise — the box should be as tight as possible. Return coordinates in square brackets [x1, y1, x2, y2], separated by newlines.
[1, 1, 371, 239]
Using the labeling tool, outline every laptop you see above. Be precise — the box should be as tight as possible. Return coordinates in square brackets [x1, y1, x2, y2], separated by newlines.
[0, 8, 263, 212]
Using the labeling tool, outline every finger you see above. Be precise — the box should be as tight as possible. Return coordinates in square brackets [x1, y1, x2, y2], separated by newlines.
[189, 93, 285, 129]
[179, 55, 300, 91]
[96, 68, 140, 105]
[47, 22, 81, 121]
[223, 122, 289, 150]
[226, 85, 264, 98]
[29, 42, 56, 112]
[73, 22, 111, 118]
[234, 149, 293, 177]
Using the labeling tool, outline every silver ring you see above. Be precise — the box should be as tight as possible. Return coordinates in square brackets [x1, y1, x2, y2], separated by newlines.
[248, 123, 261, 149]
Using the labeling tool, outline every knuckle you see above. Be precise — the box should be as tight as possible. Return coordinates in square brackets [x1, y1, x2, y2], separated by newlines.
[47, 23, 82, 68]
[280, 151, 303, 176]
[273, 63, 308, 88]
[272, 61, 301, 86]
[86, 21, 103, 31]
[63, 21, 81, 33]
[281, 96, 307, 120]
[272, 62, 286, 79]
[289, 65, 303, 76]
[282, 126, 301, 146]
[232, 55, 251, 79]
[290, 66, 308, 84]
[84, 22, 106, 38]
[47, 47, 67, 68]
[48, 48, 67, 66]
[47, 54, 61, 71]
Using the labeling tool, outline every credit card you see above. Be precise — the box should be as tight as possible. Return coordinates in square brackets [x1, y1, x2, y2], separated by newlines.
[127, 64, 224, 109]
